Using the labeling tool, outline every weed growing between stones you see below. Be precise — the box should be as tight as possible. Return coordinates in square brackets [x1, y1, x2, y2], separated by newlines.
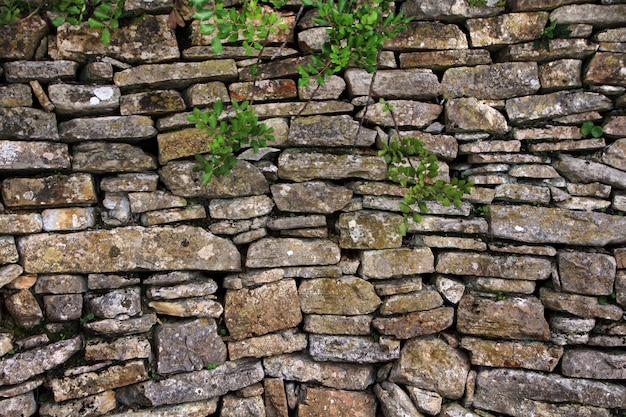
[581, 121, 604, 138]
[534, 18, 571, 52]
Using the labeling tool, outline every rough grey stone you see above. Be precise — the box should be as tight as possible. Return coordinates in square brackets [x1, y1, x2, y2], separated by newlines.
[287, 115, 376, 147]
[558, 251, 616, 295]
[299, 277, 381, 315]
[357, 100, 442, 127]
[540, 287, 623, 320]
[383, 22, 468, 50]
[271, 181, 352, 213]
[209, 195, 274, 219]
[390, 336, 470, 400]
[86, 287, 142, 319]
[506, 91, 612, 124]
[59, 115, 157, 142]
[85, 336, 152, 362]
[83, 314, 157, 336]
[436, 252, 551, 280]
[44, 294, 83, 321]
[0, 107, 58, 140]
[374, 381, 423, 417]
[277, 149, 388, 181]
[48, 84, 120, 116]
[227, 328, 307, 360]
[263, 353, 375, 390]
[467, 12, 548, 47]
[155, 318, 226, 375]
[309, 335, 400, 363]
[372, 307, 454, 339]
[0, 392, 37, 417]
[5, 290, 43, 328]
[18, 226, 240, 273]
[460, 337, 563, 371]
[116, 359, 263, 407]
[39, 390, 116, 417]
[246, 238, 339, 268]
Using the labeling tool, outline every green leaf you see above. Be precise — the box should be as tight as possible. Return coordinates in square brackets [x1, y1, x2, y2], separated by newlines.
[581, 121, 594, 136]
[211, 36, 223, 54]
[87, 17, 104, 27]
[591, 125, 603, 138]
[101, 27, 111, 44]
[52, 15, 66, 26]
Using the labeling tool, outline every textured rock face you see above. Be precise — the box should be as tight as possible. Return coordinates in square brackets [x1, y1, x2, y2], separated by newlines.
[3, 1, 626, 416]
[18, 226, 240, 273]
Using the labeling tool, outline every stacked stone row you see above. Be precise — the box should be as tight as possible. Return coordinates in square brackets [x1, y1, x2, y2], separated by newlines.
[0, 0, 626, 416]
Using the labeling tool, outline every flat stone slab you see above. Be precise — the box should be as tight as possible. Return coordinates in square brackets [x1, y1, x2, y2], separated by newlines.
[56, 14, 179, 64]
[299, 277, 381, 315]
[460, 337, 563, 371]
[489, 204, 626, 246]
[0, 107, 58, 140]
[224, 279, 302, 340]
[298, 387, 376, 417]
[246, 238, 340, 268]
[436, 251, 551, 280]
[457, 294, 550, 340]
[443, 62, 540, 99]
[116, 359, 262, 407]
[277, 149, 388, 181]
[360, 248, 435, 279]
[18, 226, 240, 273]
[263, 353, 375, 390]
[270, 181, 353, 213]
[2, 173, 97, 208]
[0, 140, 69, 171]
[562, 349, 626, 380]
[59, 115, 157, 142]
[309, 335, 400, 363]
[372, 307, 455, 339]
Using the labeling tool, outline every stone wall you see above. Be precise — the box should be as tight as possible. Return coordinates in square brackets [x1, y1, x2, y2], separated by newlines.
[0, 0, 625, 415]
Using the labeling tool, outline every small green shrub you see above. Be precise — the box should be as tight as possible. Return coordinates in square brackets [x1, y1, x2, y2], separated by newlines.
[0, 0, 23, 26]
[580, 121, 603, 138]
[534, 19, 571, 51]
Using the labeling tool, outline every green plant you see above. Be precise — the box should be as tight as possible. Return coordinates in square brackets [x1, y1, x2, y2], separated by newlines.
[49, 0, 87, 26]
[534, 19, 571, 51]
[472, 205, 490, 218]
[378, 100, 473, 235]
[218, 328, 228, 336]
[468, 0, 505, 7]
[205, 363, 219, 370]
[297, 0, 411, 87]
[0, 0, 23, 26]
[191, 0, 289, 57]
[188, 99, 274, 184]
[80, 312, 95, 323]
[581, 121, 603, 138]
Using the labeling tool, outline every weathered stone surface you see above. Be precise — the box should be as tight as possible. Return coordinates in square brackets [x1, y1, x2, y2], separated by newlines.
[360, 248, 434, 279]
[400, 49, 492, 71]
[0, 392, 37, 417]
[56, 15, 179, 63]
[457, 294, 550, 340]
[489, 204, 626, 245]
[346, 68, 441, 99]
[86, 287, 141, 319]
[228, 328, 307, 360]
[0, 264, 24, 288]
[467, 12, 548, 47]
[41, 207, 95, 231]
[474, 391, 610, 417]
[48, 84, 120, 116]
[148, 297, 223, 318]
[267, 215, 326, 231]
[229, 79, 296, 102]
[146, 280, 217, 300]
[0, 15, 48, 60]
[128, 191, 186, 214]
[380, 288, 443, 315]
[506, 91, 612, 123]
[83, 314, 157, 336]
[120, 90, 186, 116]
[298, 387, 376, 417]
[50, 360, 148, 402]
[264, 378, 288, 417]
[467, 277, 536, 295]
[558, 251, 616, 295]
[0, 336, 82, 386]
[475, 368, 626, 408]
[460, 337, 563, 371]
[299, 277, 381, 315]
[390, 336, 470, 400]
[436, 252, 551, 280]
[18, 226, 240, 273]
[209, 196, 274, 220]
[406, 386, 441, 416]
[155, 318, 226, 375]
[2, 173, 96, 208]
[0, 140, 69, 171]
[114, 60, 237, 90]
[539, 59, 582, 91]
[309, 335, 400, 363]
[498, 38, 598, 62]
[101, 172, 159, 193]
[372, 307, 455, 339]
[5, 290, 43, 328]
[603, 138, 626, 171]
[4, 60, 78, 83]
[374, 381, 422, 417]
[298, 74, 346, 100]
[156, 128, 210, 164]
[44, 294, 82, 321]
[117, 359, 262, 407]
[0, 107, 58, 140]
[0, 84, 32, 108]
[108, 400, 219, 417]
[303, 315, 372, 336]
[277, 149, 387, 181]
[160, 159, 269, 198]
[0, 236, 18, 265]
[401, 0, 503, 20]
[540, 288, 623, 320]
[442, 62, 540, 99]
[225, 279, 302, 340]
[221, 394, 265, 417]
[39, 390, 117, 417]
[445, 98, 509, 134]
[373, 277, 423, 297]
[338, 211, 402, 249]
[287, 115, 376, 147]
[550, 4, 626, 26]
[357, 100, 442, 127]
[408, 216, 488, 234]
[85, 336, 152, 361]
[72, 142, 157, 173]
[556, 154, 626, 190]
[251, 100, 353, 118]
[184, 81, 229, 108]
[384, 22, 468, 50]
[496, 183, 552, 204]
[270, 181, 352, 213]
[263, 353, 375, 390]
[236, 226, 330, 256]
[562, 349, 626, 380]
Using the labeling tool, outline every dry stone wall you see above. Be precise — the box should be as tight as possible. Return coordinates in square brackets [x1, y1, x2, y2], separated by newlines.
[0, 0, 626, 415]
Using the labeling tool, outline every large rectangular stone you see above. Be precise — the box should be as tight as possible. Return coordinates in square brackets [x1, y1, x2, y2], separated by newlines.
[0, 141, 69, 171]
[436, 252, 551, 280]
[1, 173, 97, 208]
[490, 205, 626, 246]
[18, 226, 240, 273]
